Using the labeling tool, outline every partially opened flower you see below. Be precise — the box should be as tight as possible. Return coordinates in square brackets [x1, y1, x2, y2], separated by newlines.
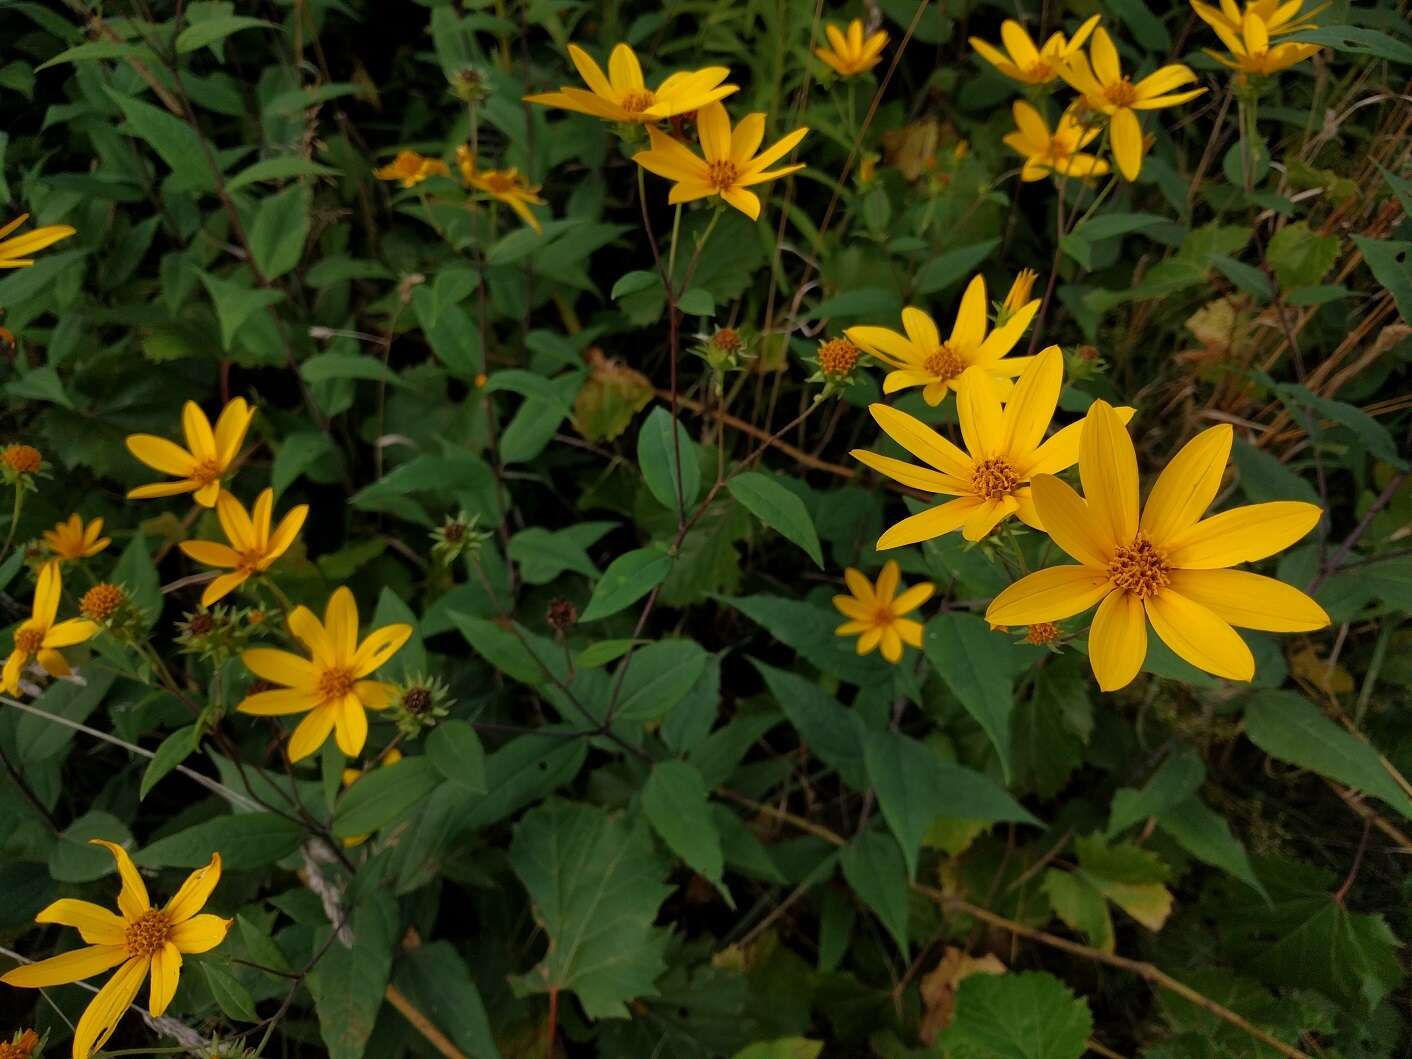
[236, 587, 412, 761]
[373, 150, 450, 188]
[969, 15, 1101, 85]
[179, 488, 309, 607]
[833, 561, 934, 662]
[1203, 12, 1321, 75]
[0, 214, 75, 268]
[42, 514, 110, 562]
[0, 1029, 40, 1058]
[0, 840, 230, 1059]
[986, 402, 1329, 690]
[525, 43, 737, 124]
[633, 102, 808, 220]
[1191, 0, 1322, 38]
[456, 147, 547, 233]
[852, 348, 1135, 546]
[1004, 102, 1110, 182]
[816, 19, 889, 77]
[845, 274, 1039, 406]
[2, 563, 98, 694]
[126, 398, 253, 507]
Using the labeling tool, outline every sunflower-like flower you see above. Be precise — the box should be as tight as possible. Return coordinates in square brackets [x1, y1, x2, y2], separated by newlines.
[1004, 102, 1111, 183]
[2, 563, 98, 695]
[1203, 11, 1322, 76]
[373, 150, 450, 188]
[845, 274, 1039, 406]
[1058, 28, 1205, 180]
[815, 19, 890, 77]
[853, 348, 1136, 546]
[833, 561, 934, 663]
[0, 213, 75, 268]
[524, 43, 737, 125]
[0, 841, 230, 1059]
[455, 147, 546, 234]
[633, 102, 808, 220]
[42, 514, 110, 562]
[125, 398, 254, 508]
[1191, 0, 1322, 37]
[969, 15, 1101, 85]
[986, 402, 1329, 690]
[179, 488, 308, 607]
[236, 587, 412, 761]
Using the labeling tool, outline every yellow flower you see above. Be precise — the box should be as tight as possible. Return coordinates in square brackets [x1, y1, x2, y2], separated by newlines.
[2, 563, 98, 695]
[1004, 102, 1111, 183]
[969, 15, 1101, 85]
[236, 587, 412, 761]
[125, 398, 254, 508]
[816, 19, 889, 77]
[845, 273, 1039, 406]
[0, 1029, 40, 1059]
[833, 561, 934, 663]
[456, 146, 546, 234]
[341, 748, 403, 846]
[373, 150, 450, 188]
[0, 214, 75, 268]
[1191, 0, 1322, 37]
[1204, 11, 1322, 76]
[1, 443, 43, 476]
[42, 514, 110, 561]
[0, 841, 230, 1059]
[524, 43, 737, 124]
[633, 102, 808, 220]
[1058, 27, 1205, 180]
[853, 348, 1136, 546]
[1001, 268, 1039, 317]
[986, 401, 1329, 690]
[178, 488, 309, 608]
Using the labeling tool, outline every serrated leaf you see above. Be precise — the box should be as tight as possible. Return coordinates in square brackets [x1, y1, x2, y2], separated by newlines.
[942, 972, 1093, 1059]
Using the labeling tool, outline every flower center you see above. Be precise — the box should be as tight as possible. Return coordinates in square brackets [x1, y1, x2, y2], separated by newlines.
[81, 583, 125, 622]
[1027, 60, 1054, 80]
[923, 343, 967, 380]
[124, 909, 172, 958]
[235, 549, 266, 574]
[1025, 621, 1060, 645]
[192, 458, 223, 486]
[620, 89, 655, 114]
[1104, 79, 1138, 107]
[818, 338, 859, 377]
[318, 666, 356, 703]
[1, 444, 41, 474]
[1108, 534, 1170, 599]
[706, 159, 740, 191]
[971, 456, 1020, 500]
[481, 171, 518, 193]
[13, 626, 44, 656]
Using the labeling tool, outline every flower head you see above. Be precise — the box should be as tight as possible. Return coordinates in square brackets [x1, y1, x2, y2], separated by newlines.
[1004, 101, 1110, 183]
[845, 274, 1040, 406]
[0, 841, 230, 1059]
[2, 563, 98, 695]
[525, 43, 737, 125]
[0, 1029, 40, 1059]
[0, 214, 75, 268]
[456, 147, 546, 233]
[126, 398, 254, 508]
[42, 514, 110, 562]
[179, 489, 308, 608]
[986, 402, 1329, 690]
[80, 583, 127, 625]
[1000, 269, 1039, 319]
[816, 19, 889, 77]
[1204, 11, 1321, 76]
[970, 15, 1101, 85]
[833, 561, 934, 663]
[392, 674, 454, 737]
[633, 102, 808, 220]
[1191, 0, 1322, 38]
[373, 150, 450, 188]
[236, 587, 412, 761]
[1, 443, 44, 485]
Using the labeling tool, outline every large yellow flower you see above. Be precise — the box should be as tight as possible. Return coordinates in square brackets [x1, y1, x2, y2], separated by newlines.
[126, 398, 253, 508]
[236, 587, 412, 761]
[1191, 0, 1322, 37]
[833, 561, 934, 663]
[179, 488, 308, 607]
[0, 214, 75, 268]
[845, 274, 1039, 406]
[456, 147, 546, 234]
[633, 102, 808, 220]
[42, 514, 110, 562]
[373, 150, 449, 188]
[2, 563, 98, 695]
[969, 15, 1101, 85]
[1004, 101, 1110, 182]
[1058, 28, 1205, 180]
[816, 19, 889, 77]
[853, 348, 1136, 546]
[525, 43, 737, 124]
[0, 841, 230, 1059]
[1203, 12, 1321, 75]
[986, 401, 1329, 690]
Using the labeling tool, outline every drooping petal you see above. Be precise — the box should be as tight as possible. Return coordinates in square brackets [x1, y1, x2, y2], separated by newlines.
[868, 404, 973, 478]
[125, 434, 197, 477]
[34, 899, 127, 946]
[878, 497, 984, 549]
[1088, 590, 1147, 691]
[72, 956, 149, 1059]
[719, 186, 762, 219]
[1109, 107, 1144, 180]
[1140, 424, 1232, 546]
[287, 705, 337, 762]
[193, 480, 222, 508]
[1078, 400, 1138, 550]
[856, 627, 882, 654]
[164, 853, 222, 923]
[148, 943, 182, 1016]
[169, 913, 232, 954]
[1165, 569, 1330, 632]
[1144, 589, 1254, 682]
[36, 648, 71, 678]
[201, 571, 250, 608]
[1164, 501, 1323, 569]
[1000, 345, 1063, 458]
[0, 945, 130, 988]
[1030, 474, 1113, 568]
[986, 566, 1113, 626]
[351, 623, 413, 678]
[91, 839, 150, 918]
[242, 647, 320, 689]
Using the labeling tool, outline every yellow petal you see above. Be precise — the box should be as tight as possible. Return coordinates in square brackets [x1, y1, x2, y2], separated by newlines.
[719, 186, 761, 219]
[1000, 345, 1062, 457]
[1165, 569, 1329, 632]
[951, 274, 988, 350]
[1139, 424, 1232, 546]
[239, 687, 315, 716]
[266, 505, 309, 560]
[986, 565, 1113, 626]
[181, 401, 217, 462]
[355, 680, 397, 710]
[843, 567, 874, 603]
[1089, 590, 1147, 691]
[72, 956, 148, 1059]
[90, 839, 150, 918]
[1090, 25, 1122, 83]
[352, 623, 413, 678]
[696, 101, 732, 160]
[846, 325, 918, 369]
[876, 560, 900, 601]
[878, 496, 983, 549]
[607, 41, 645, 91]
[1020, 405, 1135, 477]
[201, 571, 250, 608]
[212, 397, 253, 468]
[962, 495, 1018, 541]
[0, 945, 129, 988]
[1079, 400, 1138, 550]
[44, 618, 98, 649]
[880, 626, 903, 663]
[324, 586, 360, 663]
[169, 913, 232, 954]
[148, 943, 182, 1016]
[287, 705, 337, 761]
[216, 491, 257, 552]
[891, 582, 936, 616]
[34, 900, 127, 946]
[242, 647, 319, 688]
[1109, 107, 1144, 181]
[125, 434, 197, 477]
[33, 560, 60, 628]
[869, 404, 973, 478]
[334, 695, 369, 757]
[179, 540, 240, 568]
[127, 480, 199, 500]
[1145, 589, 1254, 682]
[1031, 474, 1113, 568]
[1163, 501, 1322, 569]
[957, 367, 1003, 459]
[164, 852, 221, 922]
[194, 480, 222, 507]
[851, 448, 970, 494]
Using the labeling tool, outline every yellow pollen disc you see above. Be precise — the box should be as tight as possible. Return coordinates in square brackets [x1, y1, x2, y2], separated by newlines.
[971, 457, 1020, 500]
[706, 159, 740, 191]
[482, 172, 517, 193]
[1028, 60, 1054, 80]
[1026, 621, 1060, 645]
[81, 583, 125, 622]
[1108, 535, 1170, 599]
[620, 89, 655, 114]
[923, 343, 967, 381]
[1105, 79, 1138, 106]
[13, 627, 44, 655]
[125, 909, 172, 958]
[1, 444, 42, 474]
[818, 339, 859, 376]
[318, 667, 357, 703]
[192, 458, 223, 485]
[235, 550, 266, 574]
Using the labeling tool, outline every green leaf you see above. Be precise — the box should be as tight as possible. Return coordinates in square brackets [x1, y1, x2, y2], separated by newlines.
[727, 472, 823, 568]
[176, 15, 275, 52]
[35, 41, 155, 71]
[1158, 796, 1267, 898]
[1107, 746, 1205, 837]
[1352, 236, 1412, 323]
[1266, 221, 1339, 290]
[5, 366, 73, 409]
[333, 757, 444, 838]
[49, 812, 133, 883]
[576, 639, 646, 669]
[727, 594, 883, 683]
[677, 288, 715, 316]
[914, 240, 999, 295]
[580, 547, 672, 622]
[202, 962, 259, 1022]
[611, 639, 709, 723]
[450, 612, 562, 686]
[753, 659, 867, 790]
[1072, 835, 1174, 933]
[924, 612, 1032, 779]
[638, 406, 701, 511]
[391, 942, 503, 1059]
[140, 725, 200, 800]
[509, 523, 613, 584]
[1012, 659, 1092, 799]
[272, 431, 338, 495]
[642, 761, 727, 896]
[1287, 25, 1412, 64]
[199, 271, 284, 351]
[306, 896, 395, 1059]
[109, 90, 214, 191]
[112, 531, 162, 630]
[248, 184, 311, 280]
[731, 1041, 824, 1059]
[226, 156, 339, 192]
[1232, 438, 1321, 505]
[136, 812, 303, 870]
[611, 269, 660, 300]
[301, 352, 401, 386]
[425, 722, 487, 793]
[16, 672, 117, 761]
[1042, 869, 1113, 952]
[509, 801, 673, 1018]
[839, 828, 909, 953]
[1268, 379, 1405, 469]
[942, 972, 1094, 1059]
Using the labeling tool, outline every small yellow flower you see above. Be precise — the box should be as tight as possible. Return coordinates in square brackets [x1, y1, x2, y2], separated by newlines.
[816, 19, 889, 77]
[1191, 0, 1323, 38]
[0, 1029, 40, 1059]
[179, 488, 309, 608]
[1204, 11, 1322, 76]
[374, 149, 450, 188]
[80, 583, 126, 624]
[0, 841, 230, 1059]
[0, 213, 75, 268]
[2, 563, 98, 694]
[986, 402, 1329, 690]
[456, 146, 547, 234]
[1001, 268, 1039, 318]
[845, 273, 1039, 407]
[42, 514, 110, 562]
[341, 748, 404, 846]
[1004, 101, 1111, 183]
[970, 15, 1101, 85]
[524, 42, 737, 124]
[236, 587, 412, 761]
[833, 561, 934, 663]
[125, 398, 254, 508]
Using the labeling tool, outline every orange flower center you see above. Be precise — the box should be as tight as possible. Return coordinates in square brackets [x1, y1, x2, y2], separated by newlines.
[125, 909, 172, 958]
[818, 338, 859, 377]
[235, 549, 267, 575]
[192, 458, 224, 486]
[1, 444, 41, 474]
[318, 666, 356, 703]
[620, 89, 655, 114]
[1027, 60, 1055, 81]
[13, 627, 44, 656]
[923, 343, 966, 381]
[706, 159, 741, 191]
[0, 1029, 39, 1059]
[481, 171, 519, 194]
[81, 583, 125, 622]
[1026, 621, 1060, 645]
[971, 457, 1020, 500]
[1104, 79, 1138, 107]
[1108, 534, 1170, 599]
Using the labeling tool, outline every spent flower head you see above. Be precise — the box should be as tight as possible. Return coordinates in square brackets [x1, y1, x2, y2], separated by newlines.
[431, 510, 492, 565]
[392, 674, 454, 738]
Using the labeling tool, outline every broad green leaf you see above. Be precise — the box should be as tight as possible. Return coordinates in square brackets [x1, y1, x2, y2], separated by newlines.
[611, 639, 709, 722]
[306, 896, 395, 1059]
[301, 352, 401, 386]
[112, 531, 162, 629]
[391, 942, 503, 1059]
[1352, 236, 1412, 323]
[914, 239, 999, 295]
[177, 15, 275, 52]
[425, 721, 487, 793]
[1072, 835, 1174, 933]
[1107, 745, 1205, 837]
[1288, 25, 1412, 64]
[642, 761, 727, 896]
[140, 725, 200, 800]
[753, 659, 868, 790]
[509, 522, 614, 584]
[1042, 869, 1113, 952]
[109, 90, 215, 191]
[16, 671, 117, 762]
[1012, 659, 1092, 799]
[226, 156, 340, 192]
[1266, 221, 1339, 290]
[727, 472, 823, 568]
[248, 184, 311, 280]
[200, 271, 284, 351]
[49, 812, 133, 883]
[136, 812, 303, 870]
[1158, 796, 1267, 898]
[925, 612, 1033, 779]
[942, 972, 1093, 1059]
[202, 962, 259, 1022]
[450, 612, 563, 687]
[580, 547, 672, 622]
[333, 757, 444, 838]
[839, 828, 909, 954]
[638, 406, 701, 511]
